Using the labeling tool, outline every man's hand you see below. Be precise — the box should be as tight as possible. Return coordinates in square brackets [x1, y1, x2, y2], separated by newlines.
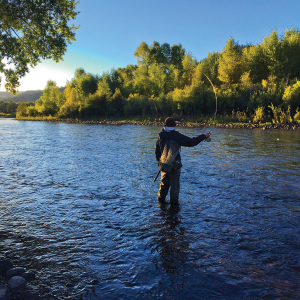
[205, 131, 211, 139]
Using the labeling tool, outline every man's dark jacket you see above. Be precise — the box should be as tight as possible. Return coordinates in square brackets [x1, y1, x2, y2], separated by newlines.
[155, 129, 206, 163]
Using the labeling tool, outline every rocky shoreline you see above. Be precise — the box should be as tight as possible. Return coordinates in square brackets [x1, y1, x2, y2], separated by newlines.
[16, 118, 300, 130]
[0, 258, 39, 300]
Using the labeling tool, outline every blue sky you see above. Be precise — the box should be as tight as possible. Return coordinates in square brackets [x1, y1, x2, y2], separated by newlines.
[3, 0, 300, 91]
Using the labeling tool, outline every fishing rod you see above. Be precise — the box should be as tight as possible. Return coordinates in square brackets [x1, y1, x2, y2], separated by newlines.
[203, 73, 218, 119]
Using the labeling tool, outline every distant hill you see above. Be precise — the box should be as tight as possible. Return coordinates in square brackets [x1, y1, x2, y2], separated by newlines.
[0, 88, 65, 103]
[0, 92, 14, 100]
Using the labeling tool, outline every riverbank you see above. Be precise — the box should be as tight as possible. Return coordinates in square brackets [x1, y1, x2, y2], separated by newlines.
[15, 117, 300, 130]
[0, 113, 16, 118]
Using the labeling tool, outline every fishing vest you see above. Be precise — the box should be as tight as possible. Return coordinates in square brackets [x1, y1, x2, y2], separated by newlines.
[159, 140, 181, 173]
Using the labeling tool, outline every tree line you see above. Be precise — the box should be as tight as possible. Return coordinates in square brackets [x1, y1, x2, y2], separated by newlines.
[16, 28, 300, 124]
[0, 100, 18, 116]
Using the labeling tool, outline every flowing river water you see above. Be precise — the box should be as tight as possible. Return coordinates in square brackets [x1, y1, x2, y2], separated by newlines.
[0, 118, 300, 299]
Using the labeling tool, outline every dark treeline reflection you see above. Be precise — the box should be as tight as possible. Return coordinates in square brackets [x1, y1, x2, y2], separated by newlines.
[16, 28, 300, 124]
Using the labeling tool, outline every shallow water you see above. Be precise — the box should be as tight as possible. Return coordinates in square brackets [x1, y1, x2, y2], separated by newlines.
[0, 119, 300, 299]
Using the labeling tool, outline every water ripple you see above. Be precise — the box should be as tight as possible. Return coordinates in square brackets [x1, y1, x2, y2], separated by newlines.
[0, 120, 300, 299]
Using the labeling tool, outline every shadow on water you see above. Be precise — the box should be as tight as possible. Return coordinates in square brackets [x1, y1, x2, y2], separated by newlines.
[0, 120, 300, 299]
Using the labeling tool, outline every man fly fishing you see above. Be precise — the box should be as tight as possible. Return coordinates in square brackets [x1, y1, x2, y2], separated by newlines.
[154, 117, 211, 206]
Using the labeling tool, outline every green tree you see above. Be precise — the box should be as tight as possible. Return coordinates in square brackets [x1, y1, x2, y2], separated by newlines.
[108, 68, 123, 94]
[0, 0, 78, 93]
[68, 68, 95, 111]
[149, 41, 165, 65]
[78, 73, 98, 97]
[133, 65, 150, 95]
[260, 30, 282, 81]
[218, 38, 244, 86]
[81, 94, 108, 117]
[160, 43, 172, 64]
[149, 41, 184, 66]
[242, 44, 270, 83]
[59, 82, 79, 117]
[170, 44, 185, 69]
[0, 100, 18, 113]
[258, 29, 300, 84]
[282, 80, 300, 112]
[71, 68, 86, 87]
[169, 85, 197, 116]
[256, 75, 283, 108]
[134, 42, 152, 68]
[35, 80, 65, 116]
[16, 101, 27, 118]
[180, 53, 197, 88]
[195, 52, 221, 88]
[96, 77, 112, 98]
[109, 88, 124, 116]
[280, 28, 300, 84]
[148, 63, 167, 96]
[164, 64, 181, 93]
[204, 52, 221, 85]
[133, 41, 186, 95]
[27, 105, 38, 117]
[114, 66, 136, 98]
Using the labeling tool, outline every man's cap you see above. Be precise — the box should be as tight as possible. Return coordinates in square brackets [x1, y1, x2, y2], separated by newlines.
[164, 117, 178, 127]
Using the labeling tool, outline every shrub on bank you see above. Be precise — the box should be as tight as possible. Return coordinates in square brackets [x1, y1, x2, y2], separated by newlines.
[294, 108, 300, 124]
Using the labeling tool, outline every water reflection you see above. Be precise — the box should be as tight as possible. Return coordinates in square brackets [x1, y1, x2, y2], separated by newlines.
[157, 203, 186, 275]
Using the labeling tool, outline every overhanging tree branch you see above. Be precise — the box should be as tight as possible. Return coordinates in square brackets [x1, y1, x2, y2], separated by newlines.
[0, 0, 79, 94]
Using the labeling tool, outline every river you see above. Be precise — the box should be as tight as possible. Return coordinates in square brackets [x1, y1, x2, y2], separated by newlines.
[0, 118, 300, 299]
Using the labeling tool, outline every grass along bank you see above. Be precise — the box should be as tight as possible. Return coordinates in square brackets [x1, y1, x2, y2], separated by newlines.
[15, 114, 300, 130]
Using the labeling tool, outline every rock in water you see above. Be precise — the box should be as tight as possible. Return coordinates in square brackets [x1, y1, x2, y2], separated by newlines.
[0, 259, 13, 277]
[6, 267, 25, 279]
[0, 286, 9, 300]
[8, 276, 27, 290]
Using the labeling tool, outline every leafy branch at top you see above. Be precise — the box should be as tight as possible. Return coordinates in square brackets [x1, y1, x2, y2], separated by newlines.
[0, 0, 79, 94]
